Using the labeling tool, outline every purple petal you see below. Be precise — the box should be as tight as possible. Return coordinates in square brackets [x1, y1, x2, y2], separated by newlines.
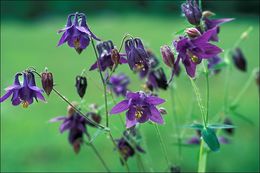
[35, 92, 45, 101]
[89, 61, 98, 71]
[57, 31, 71, 46]
[119, 57, 128, 64]
[76, 26, 91, 35]
[145, 96, 165, 105]
[49, 116, 67, 123]
[0, 90, 12, 102]
[110, 100, 129, 114]
[192, 27, 217, 45]
[194, 43, 222, 58]
[60, 120, 71, 133]
[126, 119, 137, 129]
[12, 98, 21, 106]
[126, 92, 140, 99]
[126, 107, 135, 121]
[79, 36, 90, 49]
[149, 105, 164, 124]
[183, 58, 197, 78]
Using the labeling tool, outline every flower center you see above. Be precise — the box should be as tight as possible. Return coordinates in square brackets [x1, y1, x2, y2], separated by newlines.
[134, 61, 145, 71]
[187, 50, 201, 64]
[73, 38, 81, 49]
[135, 110, 143, 119]
[121, 146, 130, 156]
[22, 101, 29, 108]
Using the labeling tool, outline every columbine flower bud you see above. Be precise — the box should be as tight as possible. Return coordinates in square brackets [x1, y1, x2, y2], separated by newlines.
[87, 112, 101, 124]
[159, 108, 167, 115]
[202, 10, 215, 18]
[181, 0, 202, 26]
[185, 27, 201, 38]
[41, 71, 53, 96]
[232, 47, 247, 72]
[75, 75, 87, 98]
[160, 45, 175, 68]
[111, 48, 120, 66]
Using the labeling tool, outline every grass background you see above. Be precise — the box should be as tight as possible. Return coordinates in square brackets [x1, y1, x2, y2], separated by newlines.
[1, 2, 259, 172]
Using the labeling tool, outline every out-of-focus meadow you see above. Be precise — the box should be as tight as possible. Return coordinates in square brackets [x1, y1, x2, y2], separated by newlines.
[1, 1, 259, 172]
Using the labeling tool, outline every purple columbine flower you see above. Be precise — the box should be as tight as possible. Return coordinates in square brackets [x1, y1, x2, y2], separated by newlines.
[146, 68, 168, 91]
[181, 0, 202, 26]
[116, 137, 145, 164]
[125, 38, 150, 78]
[57, 12, 100, 54]
[110, 91, 165, 128]
[173, 27, 222, 78]
[1, 72, 45, 108]
[50, 113, 89, 154]
[109, 73, 130, 97]
[203, 17, 234, 42]
[89, 40, 127, 71]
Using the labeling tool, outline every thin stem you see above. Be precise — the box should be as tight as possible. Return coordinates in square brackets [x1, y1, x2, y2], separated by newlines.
[197, 140, 207, 173]
[118, 33, 134, 52]
[190, 78, 207, 127]
[91, 38, 109, 127]
[136, 152, 145, 172]
[169, 85, 181, 164]
[88, 142, 111, 172]
[230, 69, 257, 109]
[203, 62, 209, 124]
[90, 38, 129, 172]
[224, 50, 231, 114]
[154, 124, 171, 169]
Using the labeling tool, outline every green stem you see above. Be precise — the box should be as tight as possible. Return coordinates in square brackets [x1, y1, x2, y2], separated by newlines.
[197, 140, 207, 173]
[190, 78, 207, 127]
[169, 85, 182, 164]
[230, 69, 257, 109]
[88, 142, 111, 172]
[203, 62, 210, 125]
[91, 38, 129, 172]
[154, 124, 171, 169]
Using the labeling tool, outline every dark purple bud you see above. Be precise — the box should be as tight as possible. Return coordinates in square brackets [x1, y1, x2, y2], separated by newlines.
[87, 112, 101, 124]
[202, 10, 215, 18]
[223, 118, 234, 135]
[185, 27, 201, 38]
[41, 71, 53, 96]
[160, 45, 175, 68]
[181, 0, 202, 26]
[75, 76, 87, 98]
[170, 166, 181, 173]
[232, 48, 247, 72]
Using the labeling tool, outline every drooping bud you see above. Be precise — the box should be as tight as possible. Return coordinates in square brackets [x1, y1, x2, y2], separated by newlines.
[202, 10, 215, 18]
[181, 0, 202, 26]
[160, 45, 175, 68]
[185, 27, 201, 38]
[87, 112, 101, 124]
[111, 48, 120, 66]
[75, 75, 87, 98]
[41, 71, 53, 96]
[232, 48, 247, 72]
[170, 165, 181, 173]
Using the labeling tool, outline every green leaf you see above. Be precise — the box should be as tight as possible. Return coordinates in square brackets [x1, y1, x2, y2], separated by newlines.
[201, 128, 220, 152]
[208, 124, 235, 129]
[182, 123, 204, 130]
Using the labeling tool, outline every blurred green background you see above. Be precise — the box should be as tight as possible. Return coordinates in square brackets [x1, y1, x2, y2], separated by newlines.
[1, 0, 259, 172]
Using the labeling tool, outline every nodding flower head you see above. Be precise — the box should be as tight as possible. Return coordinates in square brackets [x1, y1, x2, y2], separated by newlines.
[232, 47, 247, 72]
[181, 0, 202, 26]
[160, 45, 175, 68]
[110, 91, 165, 128]
[75, 75, 87, 98]
[125, 38, 150, 77]
[146, 68, 168, 91]
[57, 12, 100, 54]
[50, 104, 102, 154]
[116, 135, 145, 164]
[173, 27, 222, 78]
[109, 73, 130, 97]
[89, 40, 127, 71]
[1, 71, 45, 108]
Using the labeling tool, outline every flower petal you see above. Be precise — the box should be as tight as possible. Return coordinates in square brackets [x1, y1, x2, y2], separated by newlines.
[126, 114, 137, 129]
[110, 100, 129, 114]
[192, 27, 217, 45]
[89, 61, 98, 71]
[145, 96, 165, 105]
[49, 116, 67, 123]
[126, 107, 135, 121]
[149, 105, 164, 124]
[60, 120, 71, 133]
[0, 90, 12, 103]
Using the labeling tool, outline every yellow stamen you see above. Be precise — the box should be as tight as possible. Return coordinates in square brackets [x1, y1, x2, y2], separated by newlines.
[73, 38, 81, 48]
[135, 110, 143, 119]
[22, 101, 29, 108]
[191, 55, 200, 63]
[121, 146, 130, 155]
